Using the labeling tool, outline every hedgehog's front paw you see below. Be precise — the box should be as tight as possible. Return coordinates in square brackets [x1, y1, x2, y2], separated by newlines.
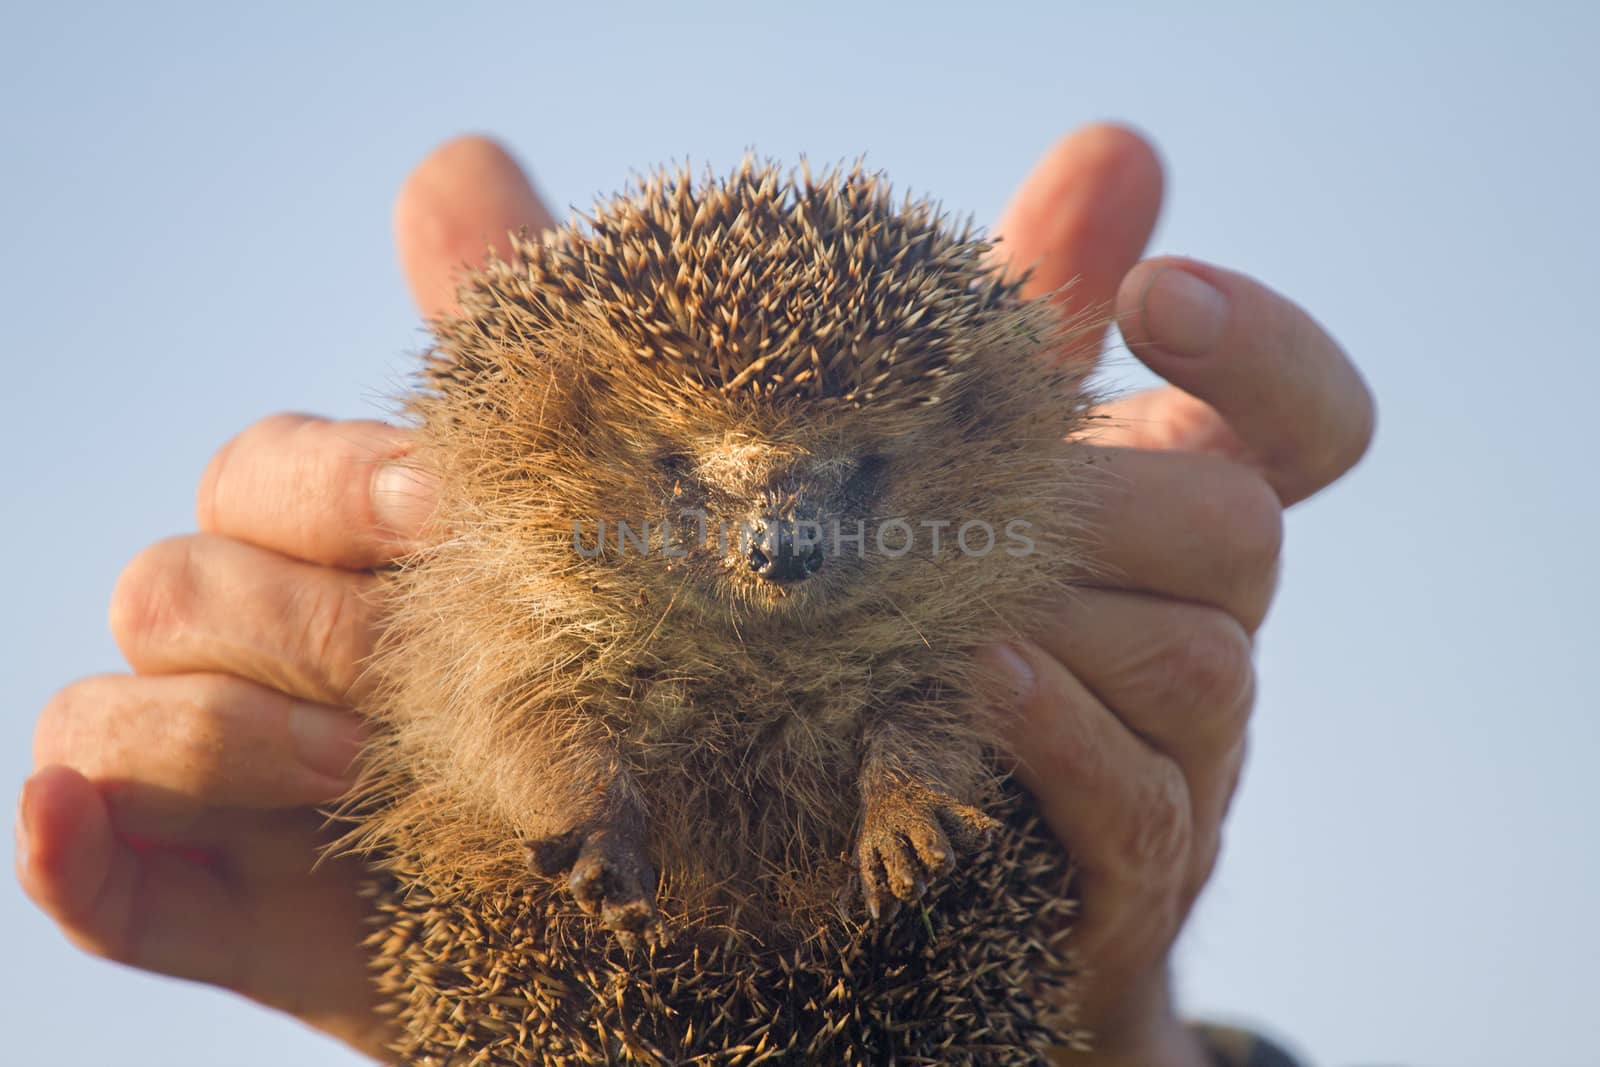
[523, 825, 662, 949]
[857, 786, 1001, 920]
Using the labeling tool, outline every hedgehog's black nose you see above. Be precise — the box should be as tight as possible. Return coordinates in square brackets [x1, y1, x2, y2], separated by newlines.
[748, 520, 824, 583]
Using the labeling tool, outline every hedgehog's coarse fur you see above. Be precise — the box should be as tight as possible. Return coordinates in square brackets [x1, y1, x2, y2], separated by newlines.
[347, 158, 1104, 1064]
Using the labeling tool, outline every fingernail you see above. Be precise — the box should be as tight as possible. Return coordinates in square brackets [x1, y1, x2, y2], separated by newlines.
[372, 460, 438, 542]
[980, 643, 1037, 705]
[289, 704, 367, 782]
[1142, 266, 1228, 356]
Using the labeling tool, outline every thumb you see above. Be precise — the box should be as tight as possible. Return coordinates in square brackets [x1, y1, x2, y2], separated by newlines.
[395, 134, 557, 320]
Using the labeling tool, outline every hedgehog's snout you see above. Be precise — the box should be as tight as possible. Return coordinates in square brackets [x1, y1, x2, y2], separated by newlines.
[747, 517, 825, 583]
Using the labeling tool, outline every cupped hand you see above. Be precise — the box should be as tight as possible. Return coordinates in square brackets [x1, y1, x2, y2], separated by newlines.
[15, 128, 1371, 1065]
[985, 131, 1373, 1063]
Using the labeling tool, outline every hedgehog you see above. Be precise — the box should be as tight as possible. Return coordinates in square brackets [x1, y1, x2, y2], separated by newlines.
[345, 158, 1104, 1065]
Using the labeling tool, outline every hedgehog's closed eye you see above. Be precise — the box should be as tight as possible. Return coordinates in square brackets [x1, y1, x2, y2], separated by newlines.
[655, 452, 692, 477]
[847, 454, 887, 490]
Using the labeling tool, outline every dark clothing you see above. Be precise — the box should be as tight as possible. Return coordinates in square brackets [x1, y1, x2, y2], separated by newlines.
[1192, 1024, 1308, 1067]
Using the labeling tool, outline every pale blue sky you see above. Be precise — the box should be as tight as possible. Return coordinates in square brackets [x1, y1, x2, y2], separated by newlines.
[3, 4, 1595, 1065]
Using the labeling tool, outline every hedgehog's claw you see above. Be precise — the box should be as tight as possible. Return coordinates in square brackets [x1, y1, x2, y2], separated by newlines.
[857, 787, 1000, 921]
[524, 826, 663, 948]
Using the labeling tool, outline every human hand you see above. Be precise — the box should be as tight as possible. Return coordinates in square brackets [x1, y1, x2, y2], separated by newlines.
[14, 417, 411, 1058]
[12, 139, 553, 1063]
[14, 128, 1371, 1065]
[980, 130, 1374, 1064]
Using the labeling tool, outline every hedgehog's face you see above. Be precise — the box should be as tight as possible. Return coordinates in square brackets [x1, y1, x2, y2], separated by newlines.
[427, 162, 1083, 635]
[653, 424, 888, 619]
[568, 377, 986, 631]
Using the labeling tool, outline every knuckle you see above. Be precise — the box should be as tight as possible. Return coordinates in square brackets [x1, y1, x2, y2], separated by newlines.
[1125, 761, 1192, 869]
[1165, 609, 1256, 730]
[1019, 674, 1111, 786]
[285, 574, 375, 699]
[108, 536, 201, 659]
[130, 675, 264, 802]
[32, 674, 238, 794]
[32, 675, 113, 769]
[1220, 470, 1285, 583]
[197, 412, 321, 531]
[30, 674, 281, 815]
[164, 681, 232, 779]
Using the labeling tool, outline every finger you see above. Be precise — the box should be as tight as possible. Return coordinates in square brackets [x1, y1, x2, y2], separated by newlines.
[198, 413, 436, 570]
[16, 764, 234, 982]
[979, 640, 1190, 889]
[395, 134, 556, 320]
[992, 124, 1163, 335]
[1088, 386, 1230, 457]
[33, 674, 363, 839]
[1106, 257, 1376, 505]
[976, 641, 1190, 983]
[1030, 588, 1253, 839]
[111, 533, 380, 705]
[15, 766, 385, 1050]
[1076, 447, 1283, 632]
